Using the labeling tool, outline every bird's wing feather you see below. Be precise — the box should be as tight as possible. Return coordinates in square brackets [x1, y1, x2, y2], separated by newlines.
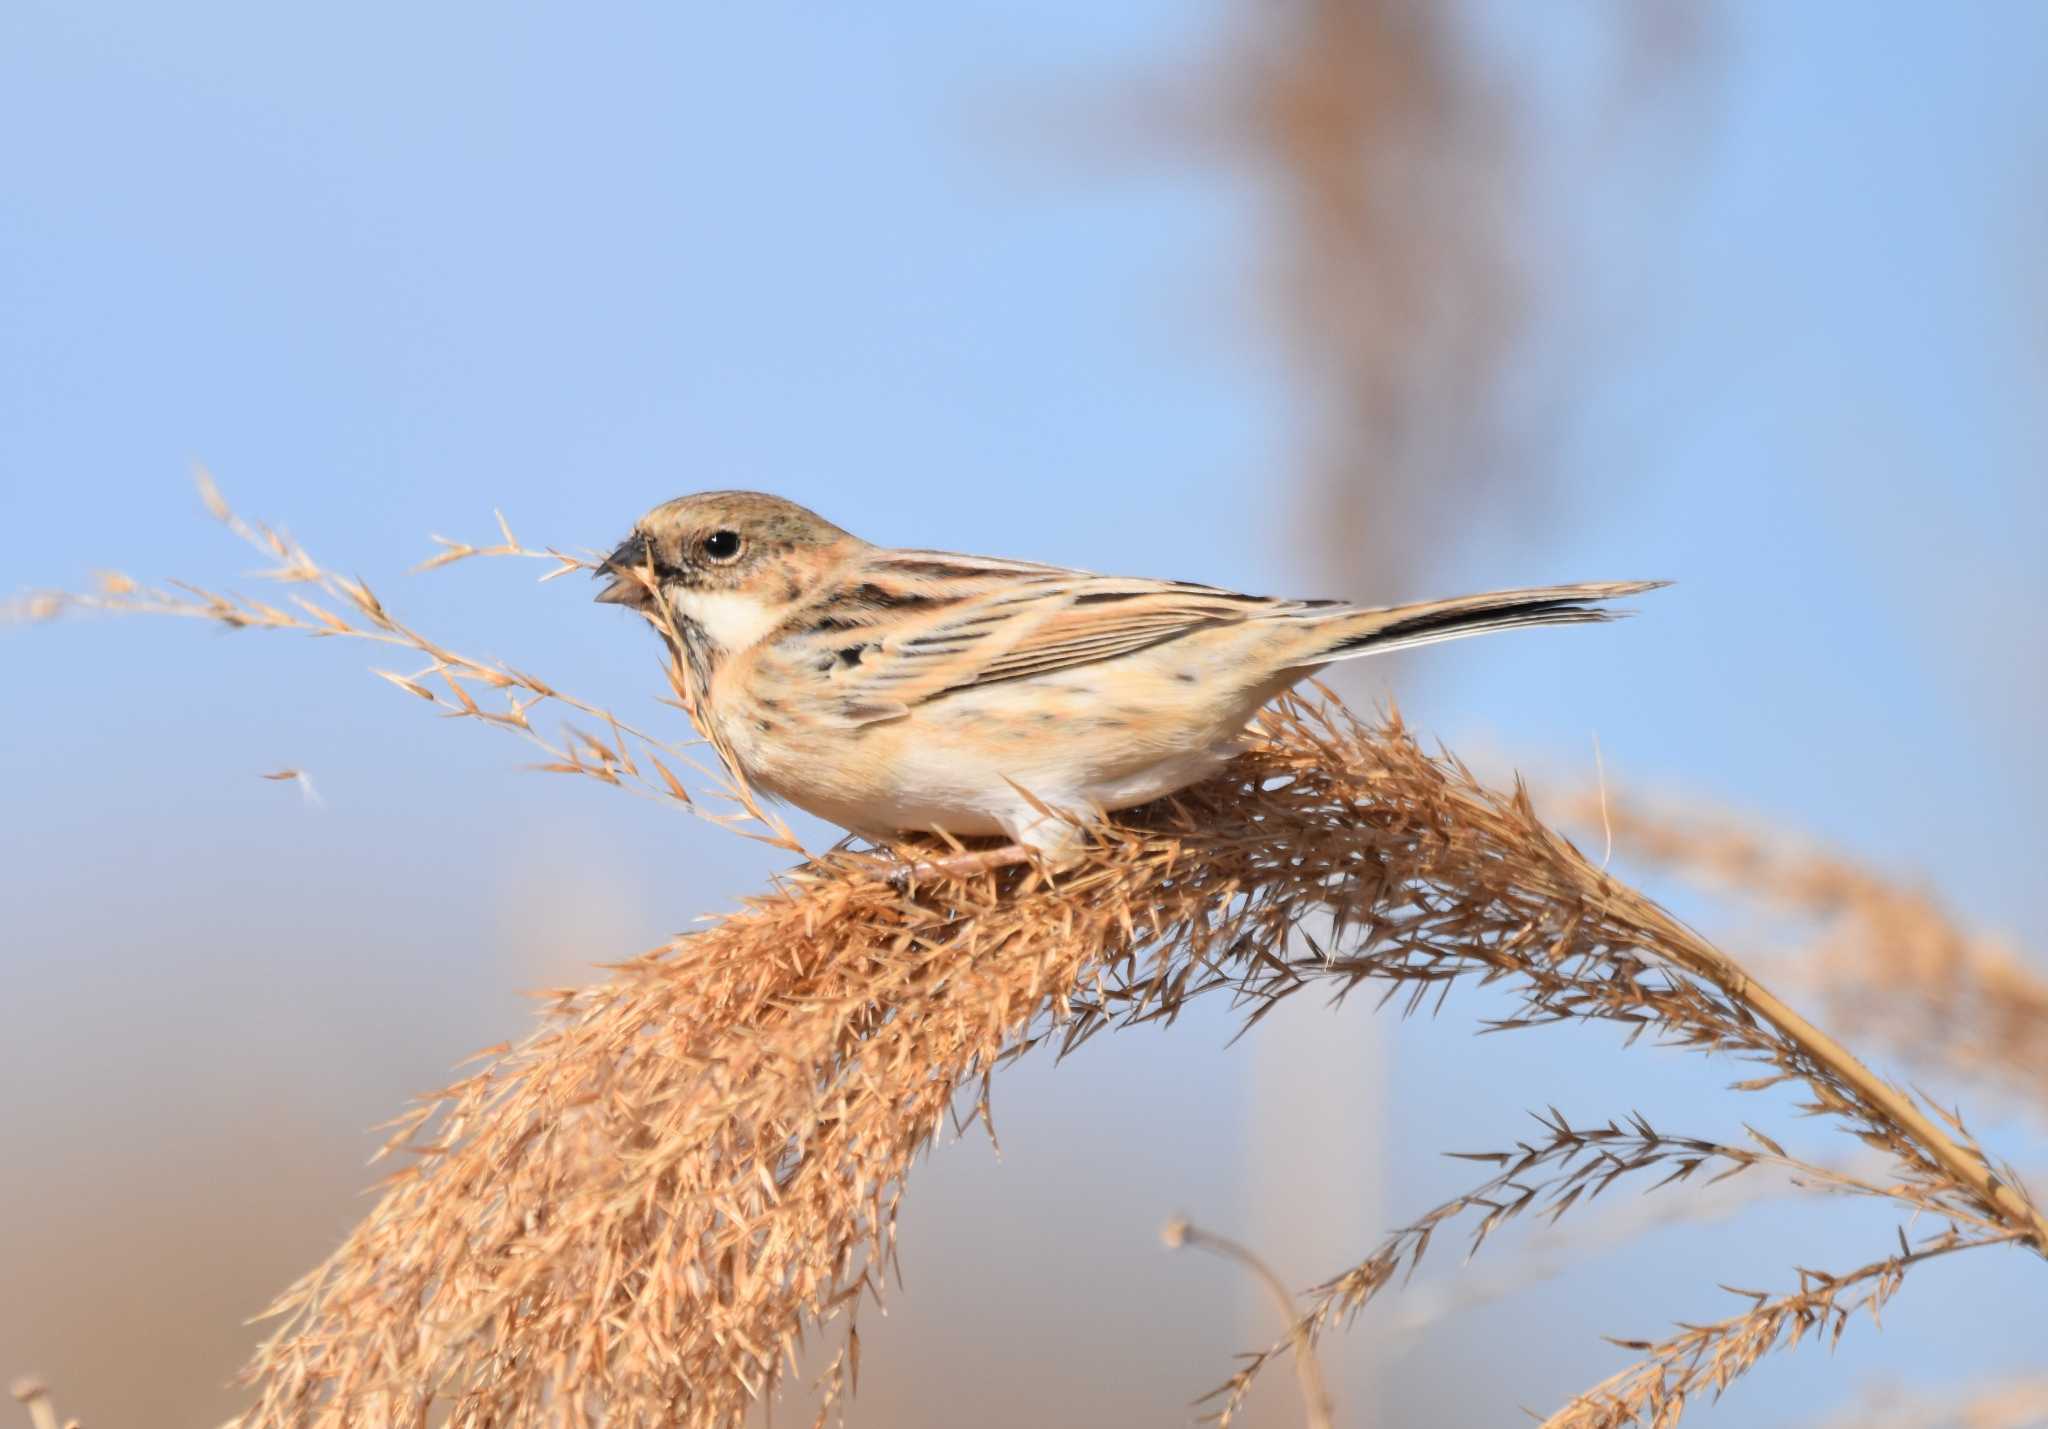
[766, 552, 1661, 729]
[782, 550, 1316, 716]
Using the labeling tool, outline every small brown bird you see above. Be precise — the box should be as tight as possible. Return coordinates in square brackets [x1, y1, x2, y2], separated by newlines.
[597, 492, 1660, 869]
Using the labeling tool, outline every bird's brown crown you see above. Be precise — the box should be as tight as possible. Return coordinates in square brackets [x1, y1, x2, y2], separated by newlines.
[596, 491, 855, 605]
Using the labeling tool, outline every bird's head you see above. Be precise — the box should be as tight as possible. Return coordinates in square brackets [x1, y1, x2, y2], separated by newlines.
[595, 491, 862, 650]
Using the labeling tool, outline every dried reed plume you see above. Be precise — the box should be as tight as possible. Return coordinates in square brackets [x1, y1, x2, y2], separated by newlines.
[24, 485, 2047, 1427]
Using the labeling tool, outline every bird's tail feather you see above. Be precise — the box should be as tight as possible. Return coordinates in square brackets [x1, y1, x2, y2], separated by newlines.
[1303, 580, 1667, 664]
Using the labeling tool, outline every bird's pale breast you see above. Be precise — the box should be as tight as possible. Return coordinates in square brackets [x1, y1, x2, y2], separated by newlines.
[712, 626, 1302, 845]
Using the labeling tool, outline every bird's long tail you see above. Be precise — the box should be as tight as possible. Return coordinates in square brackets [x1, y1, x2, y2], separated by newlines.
[1300, 580, 1667, 664]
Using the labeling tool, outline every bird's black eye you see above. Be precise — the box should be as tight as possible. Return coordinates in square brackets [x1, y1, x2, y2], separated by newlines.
[701, 529, 743, 563]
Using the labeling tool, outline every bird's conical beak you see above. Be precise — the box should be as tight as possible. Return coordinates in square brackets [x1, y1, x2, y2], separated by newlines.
[594, 533, 652, 607]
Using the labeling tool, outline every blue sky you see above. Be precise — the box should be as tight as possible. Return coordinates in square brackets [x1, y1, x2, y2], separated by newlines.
[3, 3, 2044, 1425]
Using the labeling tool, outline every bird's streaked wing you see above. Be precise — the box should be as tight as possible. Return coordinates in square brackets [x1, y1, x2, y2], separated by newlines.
[775, 548, 1335, 718]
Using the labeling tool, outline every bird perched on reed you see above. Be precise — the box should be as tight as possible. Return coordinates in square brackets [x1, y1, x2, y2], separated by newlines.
[598, 491, 1660, 872]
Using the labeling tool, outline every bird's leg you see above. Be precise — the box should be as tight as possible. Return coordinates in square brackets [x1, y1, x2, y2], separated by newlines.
[886, 842, 1035, 888]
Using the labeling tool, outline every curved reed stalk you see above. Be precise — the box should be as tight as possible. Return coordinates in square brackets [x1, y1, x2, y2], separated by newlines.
[1562, 789, 2048, 1117]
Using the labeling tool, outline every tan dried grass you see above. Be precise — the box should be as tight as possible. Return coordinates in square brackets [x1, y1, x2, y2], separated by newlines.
[22, 485, 2047, 1428]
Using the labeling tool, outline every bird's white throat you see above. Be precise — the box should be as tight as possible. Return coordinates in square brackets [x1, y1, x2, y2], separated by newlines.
[672, 588, 784, 652]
